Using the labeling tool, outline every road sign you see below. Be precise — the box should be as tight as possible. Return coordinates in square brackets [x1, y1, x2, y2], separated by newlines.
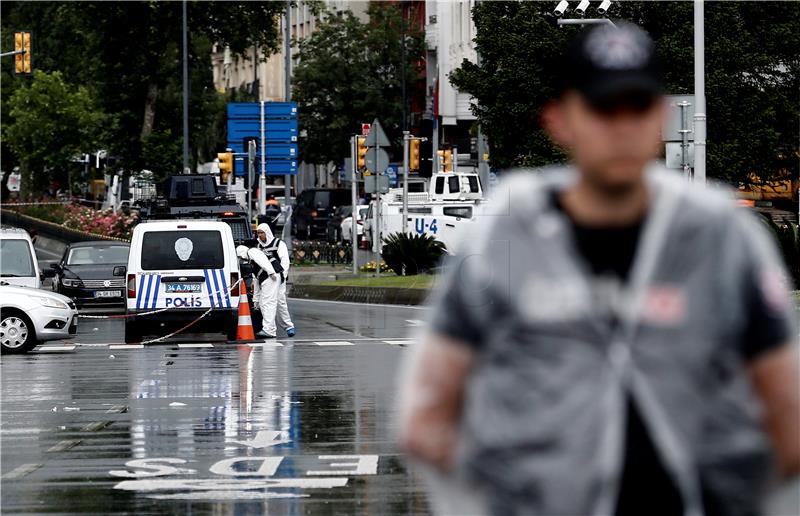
[364, 175, 390, 194]
[361, 123, 371, 136]
[226, 101, 298, 176]
[663, 94, 695, 142]
[365, 148, 389, 174]
[385, 165, 398, 187]
[364, 119, 390, 148]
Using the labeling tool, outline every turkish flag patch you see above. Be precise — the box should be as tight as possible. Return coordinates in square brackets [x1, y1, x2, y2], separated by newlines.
[641, 285, 687, 326]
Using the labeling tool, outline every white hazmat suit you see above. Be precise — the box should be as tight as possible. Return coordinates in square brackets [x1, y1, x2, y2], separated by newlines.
[237, 223, 293, 337]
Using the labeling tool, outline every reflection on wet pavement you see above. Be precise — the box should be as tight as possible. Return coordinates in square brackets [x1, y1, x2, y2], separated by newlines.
[1, 300, 431, 515]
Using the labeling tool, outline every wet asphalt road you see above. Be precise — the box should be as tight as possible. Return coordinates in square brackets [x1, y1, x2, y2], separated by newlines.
[1, 299, 431, 515]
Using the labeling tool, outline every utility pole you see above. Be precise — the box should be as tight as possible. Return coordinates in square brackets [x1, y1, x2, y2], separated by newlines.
[693, 0, 707, 183]
[181, 0, 189, 174]
[284, 0, 293, 250]
[350, 136, 358, 275]
[402, 132, 410, 233]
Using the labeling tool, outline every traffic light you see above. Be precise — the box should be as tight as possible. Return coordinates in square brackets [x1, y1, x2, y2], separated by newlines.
[14, 31, 32, 75]
[419, 140, 433, 177]
[357, 136, 367, 170]
[409, 138, 420, 171]
[218, 152, 234, 184]
[442, 149, 453, 172]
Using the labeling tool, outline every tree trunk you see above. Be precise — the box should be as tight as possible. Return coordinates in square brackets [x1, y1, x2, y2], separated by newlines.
[140, 83, 159, 140]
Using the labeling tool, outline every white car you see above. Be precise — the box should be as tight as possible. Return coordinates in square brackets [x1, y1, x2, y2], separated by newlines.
[0, 228, 42, 289]
[0, 284, 78, 353]
[341, 206, 369, 244]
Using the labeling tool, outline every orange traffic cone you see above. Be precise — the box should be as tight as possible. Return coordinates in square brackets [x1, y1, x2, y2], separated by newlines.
[236, 281, 256, 341]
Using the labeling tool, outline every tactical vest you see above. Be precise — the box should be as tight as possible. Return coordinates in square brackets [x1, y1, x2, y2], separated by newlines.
[259, 238, 285, 283]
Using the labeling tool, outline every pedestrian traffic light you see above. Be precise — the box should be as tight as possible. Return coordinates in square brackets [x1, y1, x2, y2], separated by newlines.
[442, 149, 453, 172]
[357, 136, 367, 170]
[218, 151, 234, 184]
[14, 31, 32, 75]
[409, 138, 420, 171]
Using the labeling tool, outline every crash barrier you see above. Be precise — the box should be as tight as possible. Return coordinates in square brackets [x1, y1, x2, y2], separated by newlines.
[78, 278, 243, 345]
[292, 241, 353, 265]
[0, 209, 130, 244]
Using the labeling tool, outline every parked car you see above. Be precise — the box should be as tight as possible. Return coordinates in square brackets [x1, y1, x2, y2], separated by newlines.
[0, 228, 42, 289]
[0, 284, 78, 353]
[341, 205, 370, 244]
[51, 241, 130, 307]
[292, 188, 351, 240]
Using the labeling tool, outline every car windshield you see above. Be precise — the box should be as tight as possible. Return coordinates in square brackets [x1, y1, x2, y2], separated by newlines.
[67, 246, 129, 265]
[0, 239, 35, 277]
[141, 231, 224, 270]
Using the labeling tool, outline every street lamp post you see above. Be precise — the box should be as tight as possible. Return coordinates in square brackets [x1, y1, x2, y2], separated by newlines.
[181, 0, 189, 174]
[693, 0, 707, 184]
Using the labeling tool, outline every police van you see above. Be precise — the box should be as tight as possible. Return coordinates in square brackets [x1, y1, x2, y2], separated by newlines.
[123, 220, 240, 343]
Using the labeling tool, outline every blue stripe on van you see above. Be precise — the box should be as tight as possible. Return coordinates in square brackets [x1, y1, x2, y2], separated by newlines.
[218, 269, 231, 308]
[203, 269, 215, 308]
[211, 268, 223, 308]
[136, 274, 146, 309]
[143, 274, 154, 309]
[151, 275, 161, 308]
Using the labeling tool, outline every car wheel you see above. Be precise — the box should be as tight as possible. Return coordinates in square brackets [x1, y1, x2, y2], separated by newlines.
[0, 310, 37, 354]
[124, 320, 141, 344]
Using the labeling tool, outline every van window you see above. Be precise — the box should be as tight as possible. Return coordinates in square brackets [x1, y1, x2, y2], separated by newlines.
[408, 207, 432, 214]
[314, 190, 350, 208]
[141, 231, 224, 270]
[448, 176, 460, 193]
[0, 240, 34, 277]
[435, 177, 445, 194]
[467, 176, 480, 193]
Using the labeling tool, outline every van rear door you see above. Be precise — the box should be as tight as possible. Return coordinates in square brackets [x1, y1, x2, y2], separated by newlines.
[135, 230, 233, 310]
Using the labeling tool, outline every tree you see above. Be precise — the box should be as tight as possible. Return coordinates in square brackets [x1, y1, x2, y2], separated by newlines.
[4, 71, 106, 197]
[1, 1, 287, 181]
[293, 4, 425, 166]
[450, 1, 800, 184]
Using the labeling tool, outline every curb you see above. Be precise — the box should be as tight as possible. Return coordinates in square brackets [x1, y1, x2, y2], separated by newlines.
[1, 209, 130, 244]
[288, 284, 430, 306]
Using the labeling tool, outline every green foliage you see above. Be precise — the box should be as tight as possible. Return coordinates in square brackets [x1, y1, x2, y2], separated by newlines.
[450, 2, 800, 184]
[382, 233, 447, 276]
[1, 1, 286, 179]
[4, 71, 106, 195]
[293, 4, 426, 165]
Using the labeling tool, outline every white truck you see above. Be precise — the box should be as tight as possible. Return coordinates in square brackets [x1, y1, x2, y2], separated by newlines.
[363, 171, 485, 254]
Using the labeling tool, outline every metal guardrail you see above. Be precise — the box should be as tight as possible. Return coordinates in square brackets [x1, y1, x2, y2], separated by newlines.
[292, 241, 353, 265]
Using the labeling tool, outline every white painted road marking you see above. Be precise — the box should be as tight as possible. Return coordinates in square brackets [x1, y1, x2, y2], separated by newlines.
[177, 343, 214, 349]
[37, 345, 76, 352]
[314, 341, 354, 346]
[384, 340, 414, 345]
[2, 463, 42, 479]
[114, 477, 349, 492]
[109, 344, 144, 350]
[47, 439, 82, 453]
[231, 430, 291, 449]
[405, 319, 425, 326]
[249, 342, 284, 348]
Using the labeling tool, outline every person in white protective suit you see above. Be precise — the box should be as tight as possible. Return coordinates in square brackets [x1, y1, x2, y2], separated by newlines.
[255, 223, 295, 338]
[239, 223, 295, 338]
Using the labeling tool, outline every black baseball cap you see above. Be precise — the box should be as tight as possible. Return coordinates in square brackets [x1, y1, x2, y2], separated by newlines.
[559, 21, 664, 111]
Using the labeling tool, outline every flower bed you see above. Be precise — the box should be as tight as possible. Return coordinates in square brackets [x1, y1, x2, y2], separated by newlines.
[6, 202, 137, 240]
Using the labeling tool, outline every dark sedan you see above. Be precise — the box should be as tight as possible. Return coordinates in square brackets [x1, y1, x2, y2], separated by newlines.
[50, 241, 130, 307]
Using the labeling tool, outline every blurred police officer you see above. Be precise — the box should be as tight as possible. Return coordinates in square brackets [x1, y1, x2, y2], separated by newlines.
[399, 22, 798, 516]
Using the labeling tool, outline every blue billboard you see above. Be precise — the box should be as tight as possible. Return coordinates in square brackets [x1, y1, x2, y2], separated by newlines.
[226, 101, 298, 176]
